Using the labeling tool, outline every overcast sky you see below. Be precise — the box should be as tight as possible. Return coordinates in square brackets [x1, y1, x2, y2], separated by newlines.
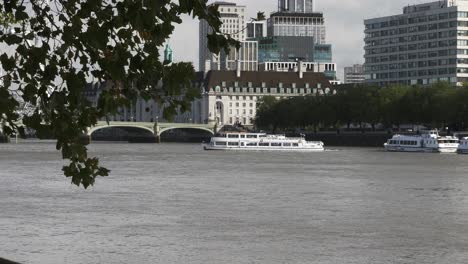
[167, 0, 430, 80]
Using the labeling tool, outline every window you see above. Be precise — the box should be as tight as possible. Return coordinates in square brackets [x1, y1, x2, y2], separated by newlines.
[283, 143, 292, 147]
[247, 135, 258, 139]
[228, 142, 239, 146]
[259, 143, 269, 147]
[247, 143, 257, 146]
[215, 142, 227, 146]
[228, 134, 239, 138]
[271, 143, 281, 147]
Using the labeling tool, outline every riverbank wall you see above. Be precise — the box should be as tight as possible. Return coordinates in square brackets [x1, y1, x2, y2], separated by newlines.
[303, 132, 391, 147]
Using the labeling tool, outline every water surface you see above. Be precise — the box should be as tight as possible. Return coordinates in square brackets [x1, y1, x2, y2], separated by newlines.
[1, 142, 468, 264]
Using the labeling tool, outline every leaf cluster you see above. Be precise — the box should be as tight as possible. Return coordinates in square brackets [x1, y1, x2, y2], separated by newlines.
[0, 0, 235, 188]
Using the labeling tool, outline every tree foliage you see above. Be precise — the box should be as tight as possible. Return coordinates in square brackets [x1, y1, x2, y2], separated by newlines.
[255, 83, 468, 132]
[0, 0, 237, 188]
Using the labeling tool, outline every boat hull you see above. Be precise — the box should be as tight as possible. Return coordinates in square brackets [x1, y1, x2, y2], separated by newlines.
[203, 145, 324, 152]
[457, 148, 468, 154]
[384, 145, 458, 153]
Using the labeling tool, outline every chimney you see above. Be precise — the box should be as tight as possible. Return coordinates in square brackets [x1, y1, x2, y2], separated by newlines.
[298, 61, 304, 79]
[236, 60, 241, 78]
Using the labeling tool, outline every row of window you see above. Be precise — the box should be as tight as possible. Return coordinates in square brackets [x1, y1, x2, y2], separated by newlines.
[366, 40, 458, 55]
[229, 109, 254, 115]
[366, 51, 458, 63]
[365, 12, 460, 30]
[214, 87, 315, 95]
[367, 21, 459, 37]
[372, 68, 457, 79]
[215, 142, 300, 147]
[367, 60, 458, 71]
[229, 102, 255, 107]
[389, 140, 418, 146]
[366, 30, 460, 46]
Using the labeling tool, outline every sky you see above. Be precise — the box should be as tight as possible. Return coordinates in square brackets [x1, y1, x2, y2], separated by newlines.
[166, 0, 432, 80]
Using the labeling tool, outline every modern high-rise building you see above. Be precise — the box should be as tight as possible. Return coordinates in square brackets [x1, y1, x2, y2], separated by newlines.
[247, 20, 268, 39]
[344, 64, 365, 84]
[364, 0, 468, 86]
[219, 41, 258, 72]
[278, 0, 315, 13]
[199, 2, 247, 72]
[267, 11, 326, 44]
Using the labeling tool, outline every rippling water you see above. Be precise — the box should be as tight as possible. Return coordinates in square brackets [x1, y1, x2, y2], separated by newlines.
[1, 141, 468, 264]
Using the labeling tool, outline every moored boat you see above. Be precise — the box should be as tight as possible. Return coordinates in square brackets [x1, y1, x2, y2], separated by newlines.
[458, 137, 468, 154]
[384, 130, 459, 153]
[203, 132, 324, 151]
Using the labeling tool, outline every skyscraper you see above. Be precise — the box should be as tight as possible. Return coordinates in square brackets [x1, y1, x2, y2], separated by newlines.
[268, 7, 325, 44]
[199, 2, 247, 72]
[278, 0, 315, 13]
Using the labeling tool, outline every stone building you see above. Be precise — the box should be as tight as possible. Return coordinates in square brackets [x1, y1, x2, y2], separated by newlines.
[192, 68, 332, 126]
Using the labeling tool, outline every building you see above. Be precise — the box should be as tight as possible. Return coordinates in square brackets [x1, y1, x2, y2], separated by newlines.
[364, 0, 468, 86]
[344, 64, 365, 84]
[199, 2, 248, 72]
[257, 36, 315, 62]
[193, 69, 332, 126]
[255, 0, 338, 80]
[84, 82, 196, 123]
[267, 11, 326, 44]
[247, 20, 267, 39]
[278, 0, 315, 13]
[259, 61, 337, 79]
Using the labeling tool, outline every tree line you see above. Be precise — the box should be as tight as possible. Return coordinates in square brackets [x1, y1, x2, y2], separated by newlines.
[255, 82, 468, 133]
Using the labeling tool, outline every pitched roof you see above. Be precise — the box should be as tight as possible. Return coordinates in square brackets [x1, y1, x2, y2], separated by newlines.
[201, 70, 332, 90]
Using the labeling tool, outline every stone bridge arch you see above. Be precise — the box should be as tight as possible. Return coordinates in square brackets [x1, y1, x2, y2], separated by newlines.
[87, 124, 155, 137]
[158, 126, 215, 137]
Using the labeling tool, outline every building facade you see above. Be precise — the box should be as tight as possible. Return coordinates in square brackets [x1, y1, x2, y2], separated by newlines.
[199, 2, 247, 72]
[194, 70, 332, 126]
[219, 41, 258, 72]
[278, 0, 315, 13]
[267, 12, 326, 44]
[344, 64, 365, 84]
[259, 61, 337, 79]
[364, 0, 468, 86]
[247, 20, 268, 39]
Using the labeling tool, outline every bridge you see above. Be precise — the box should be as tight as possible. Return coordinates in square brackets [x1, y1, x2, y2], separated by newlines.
[86, 121, 218, 143]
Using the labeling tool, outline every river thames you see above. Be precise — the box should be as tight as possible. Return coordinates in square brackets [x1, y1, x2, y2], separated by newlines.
[1, 141, 468, 264]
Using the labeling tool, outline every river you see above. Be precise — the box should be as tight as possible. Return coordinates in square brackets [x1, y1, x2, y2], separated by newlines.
[1, 141, 468, 264]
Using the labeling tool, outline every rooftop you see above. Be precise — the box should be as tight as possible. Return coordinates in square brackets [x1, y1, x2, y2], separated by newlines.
[199, 71, 332, 90]
[270, 12, 324, 18]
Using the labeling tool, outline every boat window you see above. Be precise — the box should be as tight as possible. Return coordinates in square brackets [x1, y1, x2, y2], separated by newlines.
[283, 143, 292, 147]
[247, 135, 257, 138]
[228, 134, 239, 138]
[247, 142, 257, 146]
[271, 143, 281, 147]
[240, 135, 246, 138]
[259, 143, 269, 147]
[228, 142, 239, 146]
[293, 143, 299, 147]
[215, 142, 227, 146]
[259, 135, 267, 138]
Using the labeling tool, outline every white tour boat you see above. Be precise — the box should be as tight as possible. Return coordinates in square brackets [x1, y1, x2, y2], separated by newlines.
[458, 137, 468, 154]
[203, 132, 325, 152]
[384, 130, 459, 153]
